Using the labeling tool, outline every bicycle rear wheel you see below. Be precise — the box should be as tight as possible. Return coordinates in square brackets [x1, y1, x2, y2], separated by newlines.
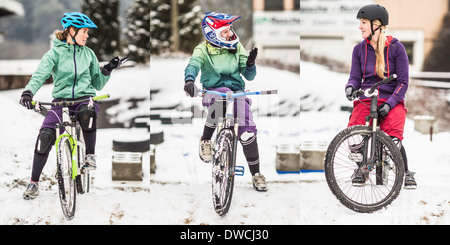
[56, 136, 76, 219]
[324, 125, 405, 213]
[212, 128, 236, 216]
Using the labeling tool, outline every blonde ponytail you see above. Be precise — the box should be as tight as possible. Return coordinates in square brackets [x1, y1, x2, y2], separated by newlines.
[373, 20, 387, 79]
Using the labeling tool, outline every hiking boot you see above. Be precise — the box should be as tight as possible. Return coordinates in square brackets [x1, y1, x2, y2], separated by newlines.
[352, 168, 367, 186]
[199, 139, 213, 163]
[252, 173, 268, 192]
[404, 171, 417, 189]
[84, 154, 97, 170]
[23, 182, 39, 200]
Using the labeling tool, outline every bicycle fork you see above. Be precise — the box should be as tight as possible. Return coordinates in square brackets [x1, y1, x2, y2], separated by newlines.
[360, 93, 380, 174]
[215, 93, 241, 175]
[55, 107, 79, 179]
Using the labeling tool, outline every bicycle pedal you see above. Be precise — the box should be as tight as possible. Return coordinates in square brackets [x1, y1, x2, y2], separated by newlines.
[235, 166, 245, 176]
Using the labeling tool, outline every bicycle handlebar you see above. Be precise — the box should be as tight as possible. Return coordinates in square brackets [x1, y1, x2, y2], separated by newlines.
[351, 74, 397, 100]
[199, 89, 278, 98]
[368, 74, 397, 94]
[31, 94, 110, 107]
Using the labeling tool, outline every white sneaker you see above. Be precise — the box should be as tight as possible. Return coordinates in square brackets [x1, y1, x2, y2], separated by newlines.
[252, 173, 268, 192]
[84, 154, 97, 170]
[23, 182, 39, 200]
[199, 139, 213, 163]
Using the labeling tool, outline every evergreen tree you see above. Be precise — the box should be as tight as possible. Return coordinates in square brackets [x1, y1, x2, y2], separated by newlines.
[149, 0, 203, 55]
[123, 0, 151, 63]
[178, 0, 203, 53]
[150, 0, 171, 55]
[423, 12, 450, 71]
[82, 0, 120, 61]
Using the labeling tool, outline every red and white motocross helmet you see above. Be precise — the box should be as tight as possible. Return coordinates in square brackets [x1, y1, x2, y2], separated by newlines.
[201, 12, 241, 50]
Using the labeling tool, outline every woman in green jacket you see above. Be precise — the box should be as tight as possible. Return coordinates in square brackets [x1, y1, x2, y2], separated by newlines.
[184, 12, 267, 191]
[20, 12, 124, 200]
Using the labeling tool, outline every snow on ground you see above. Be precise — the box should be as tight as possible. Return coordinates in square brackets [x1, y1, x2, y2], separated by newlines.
[0, 59, 449, 225]
[298, 61, 450, 225]
[0, 60, 301, 225]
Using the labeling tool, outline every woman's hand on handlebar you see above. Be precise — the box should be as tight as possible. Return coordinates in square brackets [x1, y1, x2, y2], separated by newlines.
[184, 80, 198, 97]
[345, 86, 356, 101]
[20, 90, 34, 109]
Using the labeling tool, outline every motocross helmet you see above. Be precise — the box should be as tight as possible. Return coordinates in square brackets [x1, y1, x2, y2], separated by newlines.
[201, 12, 241, 50]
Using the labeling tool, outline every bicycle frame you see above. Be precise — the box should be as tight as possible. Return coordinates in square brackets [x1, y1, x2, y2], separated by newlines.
[199, 89, 278, 142]
[54, 107, 79, 179]
[32, 94, 110, 180]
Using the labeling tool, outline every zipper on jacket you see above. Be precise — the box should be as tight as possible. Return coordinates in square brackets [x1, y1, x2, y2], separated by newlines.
[72, 45, 77, 99]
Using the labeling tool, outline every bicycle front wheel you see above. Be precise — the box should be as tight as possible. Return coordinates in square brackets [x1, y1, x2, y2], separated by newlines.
[76, 125, 89, 194]
[56, 136, 76, 219]
[324, 125, 405, 213]
[212, 128, 236, 216]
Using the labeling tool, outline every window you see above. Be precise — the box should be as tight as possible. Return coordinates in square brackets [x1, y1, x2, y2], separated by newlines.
[402, 42, 414, 65]
[294, 0, 300, 10]
[265, 0, 284, 10]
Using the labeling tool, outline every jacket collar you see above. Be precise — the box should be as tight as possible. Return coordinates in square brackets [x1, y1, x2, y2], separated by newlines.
[53, 37, 86, 51]
[385, 35, 394, 47]
[364, 35, 394, 47]
[205, 42, 228, 55]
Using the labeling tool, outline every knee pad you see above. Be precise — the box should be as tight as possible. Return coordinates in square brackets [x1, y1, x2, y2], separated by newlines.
[35, 128, 56, 154]
[240, 131, 256, 145]
[240, 131, 259, 166]
[76, 105, 97, 131]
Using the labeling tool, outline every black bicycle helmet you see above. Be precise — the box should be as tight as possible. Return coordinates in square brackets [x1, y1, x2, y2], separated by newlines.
[357, 4, 389, 41]
[357, 4, 389, 26]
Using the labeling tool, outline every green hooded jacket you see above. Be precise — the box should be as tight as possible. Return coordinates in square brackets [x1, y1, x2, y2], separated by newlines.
[184, 42, 256, 91]
[25, 38, 110, 99]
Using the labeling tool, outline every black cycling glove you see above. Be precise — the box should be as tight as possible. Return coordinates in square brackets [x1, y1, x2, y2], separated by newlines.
[378, 103, 391, 117]
[20, 90, 34, 109]
[345, 86, 356, 101]
[184, 80, 198, 97]
[102, 57, 128, 75]
[246, 47, 258, 67]
[104, 57, 120, 71]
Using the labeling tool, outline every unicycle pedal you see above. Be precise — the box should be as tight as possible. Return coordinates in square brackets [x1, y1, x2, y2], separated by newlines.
[235, 166, 245, 176]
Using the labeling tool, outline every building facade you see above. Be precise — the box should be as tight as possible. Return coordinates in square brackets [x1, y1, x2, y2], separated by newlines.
[252, 0, 300, 64]
[300, 0, 448, 72]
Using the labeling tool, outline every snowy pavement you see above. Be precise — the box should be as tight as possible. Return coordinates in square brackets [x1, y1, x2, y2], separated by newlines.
[1, 60, 449, 225]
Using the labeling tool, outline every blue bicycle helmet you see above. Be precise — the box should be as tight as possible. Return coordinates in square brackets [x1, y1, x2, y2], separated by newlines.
[61, 12, 97, 30]
[201, 12, 241, 50]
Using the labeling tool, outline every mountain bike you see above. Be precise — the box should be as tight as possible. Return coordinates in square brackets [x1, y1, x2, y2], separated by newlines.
[32, 94, 110, 219]
[324, 74, 405, 213]
[199, 89, 278, 216]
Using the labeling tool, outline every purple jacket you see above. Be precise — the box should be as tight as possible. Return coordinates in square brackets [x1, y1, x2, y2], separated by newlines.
[346, 36, 409, 108]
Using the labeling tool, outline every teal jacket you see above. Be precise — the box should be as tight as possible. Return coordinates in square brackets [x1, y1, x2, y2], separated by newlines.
[184, 42, 256, 91]
[25, 38, 110, 99]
